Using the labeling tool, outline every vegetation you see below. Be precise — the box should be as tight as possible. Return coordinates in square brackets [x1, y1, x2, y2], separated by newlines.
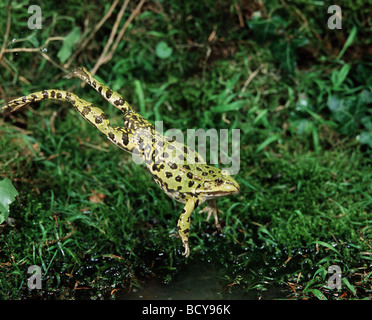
[0, 0, 371, 299]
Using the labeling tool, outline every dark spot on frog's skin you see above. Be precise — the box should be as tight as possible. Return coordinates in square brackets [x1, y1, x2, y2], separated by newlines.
[195, 199, 199, 207]
[42, 90, 49, 99]
[182, 208, 186, 214]
[51, 91, 55, 98]
[165, 172, 173, 178]
[195, 157, 199, 163]
[106, 90, 113, 99]
[209, 170, 215, 174]
[94, 116, 103, 124]
[175, 176, 182, 182]
[57, 92, 62, 99]
[31, 94, 37, 100]
[183, 228, 190, 234]
[122, 132, 129, 145]
[183, 165, 191, 170]
[188, 181, 194, 188]
[163, 152, 169, 158]
[187, 172, 193, 179]
[196, 184, 201, 189]
[163, 181, 169, 190]
[82, 106, 91, 115]
[153, 148, 160, 158]
[159, 164, 165, 170]
[22, 96, 27, 102]
[92, 81, 97, 88]
[202, 172, 208, 176]
[108, 132, 115, 140]
[179, 154, 186, 162]
[98, 86, 103, 94]
[114, 98, 125, 106]
[169, 162, 177, 170]
[215, 178, 223, 185]
[183, 146, 188, 154]
[196, 167, 202, 171]
[151, 150, 156, 162]
[177, 186, 182, 191]
[154, 175, 163, 185]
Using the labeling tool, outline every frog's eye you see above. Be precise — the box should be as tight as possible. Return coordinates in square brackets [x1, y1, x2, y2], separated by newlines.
[203, 182, 211, 190]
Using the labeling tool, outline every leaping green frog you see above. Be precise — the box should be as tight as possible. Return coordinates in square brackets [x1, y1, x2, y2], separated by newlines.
[1, 67, 240, 257]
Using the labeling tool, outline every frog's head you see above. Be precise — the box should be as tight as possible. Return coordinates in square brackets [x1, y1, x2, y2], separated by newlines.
[198, 168, 240, 199]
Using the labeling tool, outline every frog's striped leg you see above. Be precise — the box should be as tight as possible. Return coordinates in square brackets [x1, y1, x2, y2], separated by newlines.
[65, 67, 154, 131]
[176, 197, 199, 257]
[65, 67, 132, 113]
[1, 90, 136, 153]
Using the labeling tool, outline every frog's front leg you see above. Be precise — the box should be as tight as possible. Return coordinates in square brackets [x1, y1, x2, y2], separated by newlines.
[199, 199, 221, 231]
[177, 197, 199, 257]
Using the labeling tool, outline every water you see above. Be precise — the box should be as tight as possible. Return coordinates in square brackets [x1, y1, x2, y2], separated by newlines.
[118, 259, 289, 300]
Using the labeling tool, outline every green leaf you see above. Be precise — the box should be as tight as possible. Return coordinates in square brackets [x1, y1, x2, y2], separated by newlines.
[314, 240, 341, 256]
[255, 134, 280, 153]
[331, 64, 351, 89]
[57, 26, 81, 63]
[327, 95, 353, 124]
[342, 277, 357, 297]
[336, 26, 357, 60]
[306, 289, 327, 300]
[155, 41, 173, 59]
[358, 131, 372, 148]
[0, 178, 19, 224]
[210, 100, 245, 113]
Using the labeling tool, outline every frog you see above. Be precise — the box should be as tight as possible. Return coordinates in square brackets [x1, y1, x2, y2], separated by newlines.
[1, 67, 240, 257]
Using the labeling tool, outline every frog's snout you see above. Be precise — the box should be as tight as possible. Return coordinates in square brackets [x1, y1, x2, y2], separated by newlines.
[225, 179, 240, 195]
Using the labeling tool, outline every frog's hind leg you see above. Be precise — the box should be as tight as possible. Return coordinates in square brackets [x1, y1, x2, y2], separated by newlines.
[65, 67, 153, 132]
[174, 197, 199, 257]
[2, 90, 117, 142]
[65, 67, 132, 113]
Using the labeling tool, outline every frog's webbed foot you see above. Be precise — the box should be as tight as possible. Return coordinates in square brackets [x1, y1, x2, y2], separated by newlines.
[64, 67, 90, 82]
[170, 231, 190, 257]
[199, 199, 221, 231]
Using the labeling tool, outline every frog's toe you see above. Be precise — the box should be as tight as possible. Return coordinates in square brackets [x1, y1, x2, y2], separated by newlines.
[169, 232, 180, 239]
[199, 206, 213, 221]
[182, 241, 190, 258]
